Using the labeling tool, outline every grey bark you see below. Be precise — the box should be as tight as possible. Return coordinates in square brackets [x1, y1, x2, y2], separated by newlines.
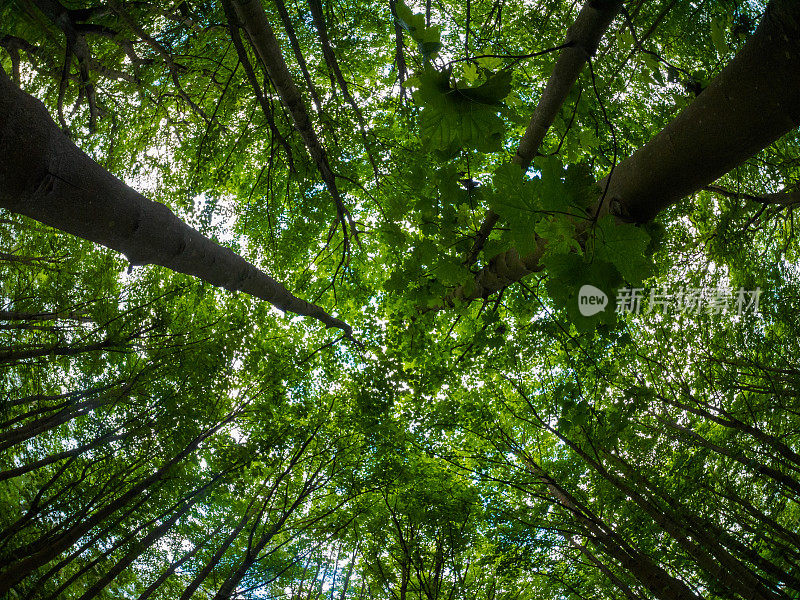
[459, 0, 800, 301]
[0, 67, 351, 336]
[466, 0, 624, 265]
[229, 0, 357, 241]
[600, 0, 800, 223]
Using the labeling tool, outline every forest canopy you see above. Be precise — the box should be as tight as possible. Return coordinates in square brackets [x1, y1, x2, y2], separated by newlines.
[2, 0, 800, 599]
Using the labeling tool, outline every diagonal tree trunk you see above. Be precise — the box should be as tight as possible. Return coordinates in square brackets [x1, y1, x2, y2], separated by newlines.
[518, 453, 703, 600]
[388, 0, 408, 91]
[306, 0, 380, 181]
[514, 0, 623, 170]
[0, 67, 351, 336]
[0, 415, 232, 594]
[465, 0, 624, 265]
[228, 0, 357, 242]
[271, 0, 324, 114]
[458, 0, 800, 301]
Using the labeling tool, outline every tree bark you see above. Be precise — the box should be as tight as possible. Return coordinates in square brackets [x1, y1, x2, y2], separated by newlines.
[524, 460, 703, 600]
[459, 0, 800, 300]
[516, 0, 623, 170]
[601, 0, 800, 223]
[0, 416, 229, 593]
[466, 0, 624, 265]
[0, 67, 351, 335]
[271, 0, 324, 114]
[228, 0, 356, 242]
[306, 0, 379, 180]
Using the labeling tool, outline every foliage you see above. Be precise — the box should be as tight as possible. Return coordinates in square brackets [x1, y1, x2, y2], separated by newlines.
[1, 0, 799, 599]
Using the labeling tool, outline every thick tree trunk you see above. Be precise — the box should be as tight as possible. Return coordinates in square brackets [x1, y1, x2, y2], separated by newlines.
[0, 68, 351, 335]
[602, 0, 800, 222]
[460, 0, 800, 300]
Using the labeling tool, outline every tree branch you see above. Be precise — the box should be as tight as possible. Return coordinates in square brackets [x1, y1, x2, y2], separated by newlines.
[229, 0, 358, 245]
[452, 0, 800, 303]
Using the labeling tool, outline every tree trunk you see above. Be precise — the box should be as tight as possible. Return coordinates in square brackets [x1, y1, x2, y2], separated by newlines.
[307, 0, 379, 180]
[461, 0, 800, 300]
[602, 0, 800, 222]
[228, 0, 356, 242]
[0, 67, 351, 335]
[0, 417, 228, 593]
[515, 0, 623, 170]
[271, 0, 324, 114]
[528, 463, 703, 600]
[466, 0, 623, 265]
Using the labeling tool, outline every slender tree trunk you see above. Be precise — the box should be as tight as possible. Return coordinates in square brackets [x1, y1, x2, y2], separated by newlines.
[0, 337, 129, 365]
[134, 522, 224, 600]
[657, 416, 800, 495]
[306, 0, 379, 180]
[211, 468, 324, 600]
[569, 538, 645, 600]
[389, 0, 408, 89]
[177, 498, 259, 600]
[516, 0, 623, 170]
[228, 0, 356, 242]
[606, 450, 800, 594]
[0, 309, 92, 322]
[271, 0, 324, 114]
[220, 0, 294, 167]
[466, 0, 623, 265]
[521, 390, 796, 598]
[0, 416, 228, 593]
[25, 489, 155, 596]
[583, 450, 787, 600]
[74, 480, 219, 600]
[0, 389, 128, 451]
[0, 430, 127, 482]
[526, 463, 703, 600]
[44, 494, 189, 600]
[0, 67, 351, 335]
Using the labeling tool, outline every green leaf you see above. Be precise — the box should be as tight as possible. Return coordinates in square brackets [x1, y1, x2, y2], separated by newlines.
[542, 252, 622, 332]
[535, 215, 581, 257]
[642, 53, 660, 72]
[395, 1, 426, 36]
[490, 163, 539, 253]
[434, 257, 470, 286]
[457, 70, 513, 106]
[592, 215, 654, 285]
[463, 63, 478, 83]
[418, 93, 504, 154]
[395, 1, 442, 60]
[711, 17, 728, 56]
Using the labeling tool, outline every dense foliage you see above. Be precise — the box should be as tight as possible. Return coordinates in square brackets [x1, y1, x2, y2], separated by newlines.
[2, 0, 800, 599]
